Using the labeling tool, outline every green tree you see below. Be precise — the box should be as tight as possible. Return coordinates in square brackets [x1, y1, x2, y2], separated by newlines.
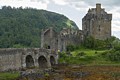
[0, 6, 78, 48]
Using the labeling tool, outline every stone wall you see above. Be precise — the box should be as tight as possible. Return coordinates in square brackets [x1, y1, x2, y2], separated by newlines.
[41, 28, 84, 52]
[58, 28, 83, 51]
[41, 27, 58, 51]
[0, 48, 58, 71]
[0, 48, 22, 71]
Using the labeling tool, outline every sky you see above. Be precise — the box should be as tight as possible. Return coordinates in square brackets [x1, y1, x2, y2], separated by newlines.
[0, 0, 120, 39]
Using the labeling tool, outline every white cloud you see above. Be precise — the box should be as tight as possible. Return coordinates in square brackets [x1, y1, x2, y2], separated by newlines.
[112, 24, 120, 31]
[51, 0, 89, 12]
[52, 0, 67, 5]
[112, 31, 120, 38]
[0, 0, 49, 9]
[108, 7, 120, 19]
[107, 6, 120, 32]
[69, 1, 89, 11]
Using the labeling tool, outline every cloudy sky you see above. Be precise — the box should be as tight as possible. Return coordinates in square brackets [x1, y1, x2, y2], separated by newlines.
[0, 0, 120, 38]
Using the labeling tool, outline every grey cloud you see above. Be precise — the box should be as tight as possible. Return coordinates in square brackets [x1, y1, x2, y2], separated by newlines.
[83, 0, 120, 7]
[37, 0, 49, 3]
[30, 0, 49, 3]
[58, 0, 88, 9]
[116, 9, 120, 13]
[61, 0, 120, 7]
[73, 3, 88, 9]
[60, 0, 120, 12]
[30, 0, 120, 7]
[113, 31, 120, 38]
[64, 0, 83, 2]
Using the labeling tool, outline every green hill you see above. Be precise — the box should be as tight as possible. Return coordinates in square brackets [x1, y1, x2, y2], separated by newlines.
[0, 6, 78, 48]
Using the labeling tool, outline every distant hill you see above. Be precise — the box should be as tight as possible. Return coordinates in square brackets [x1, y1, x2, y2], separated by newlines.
[0, 6, 78, 48]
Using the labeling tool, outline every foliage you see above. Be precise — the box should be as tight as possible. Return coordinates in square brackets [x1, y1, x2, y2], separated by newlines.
[76, 52, 86, 57]
[59, 51, 96, 64]
[59, 36, 120, 65]
[101, 49, 120, 61]
[44, 73, 50, 77]
[0, 6, 78, 48]
[98, 37, 120, 61]
[66, 44, 82, 52]
[83, 36, 116, 50]
[59, 48, 120, 65]
[112, 38, 120, 50]
[66, 45, 75, 51]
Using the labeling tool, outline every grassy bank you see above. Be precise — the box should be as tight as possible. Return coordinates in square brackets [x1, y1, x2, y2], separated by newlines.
[58, 48, 120, 65]
[0, 72, 20, 80]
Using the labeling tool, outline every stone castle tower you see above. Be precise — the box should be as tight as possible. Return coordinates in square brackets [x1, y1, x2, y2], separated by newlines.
[82, 3, 112, 40]
[41, 27, 58, 51]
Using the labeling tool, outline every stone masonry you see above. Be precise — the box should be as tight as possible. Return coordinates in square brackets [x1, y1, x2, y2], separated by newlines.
[82, 3, 112, 40]
[0, 48, 58, 71]
[41, 27, 84, 52]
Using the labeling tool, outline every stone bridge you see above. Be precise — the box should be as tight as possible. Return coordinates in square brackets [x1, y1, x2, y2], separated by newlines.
[0, 48, 58, 71]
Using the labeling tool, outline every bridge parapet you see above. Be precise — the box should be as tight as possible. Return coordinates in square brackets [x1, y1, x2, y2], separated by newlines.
[0, 48, 58, 71]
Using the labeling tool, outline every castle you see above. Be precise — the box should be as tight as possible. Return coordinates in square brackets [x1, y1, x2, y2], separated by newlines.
[0, 3, 112, 71]
[41, 3, 112, 51]
[82, 3, 112, 40]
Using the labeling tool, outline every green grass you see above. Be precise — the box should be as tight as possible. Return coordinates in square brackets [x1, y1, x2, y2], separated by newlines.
[71, 49, 107, 56]
[59, 48, 120, 65]
[0, 72, 20, 80]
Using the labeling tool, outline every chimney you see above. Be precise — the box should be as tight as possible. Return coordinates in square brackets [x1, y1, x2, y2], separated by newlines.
[96, 3, 101, 13]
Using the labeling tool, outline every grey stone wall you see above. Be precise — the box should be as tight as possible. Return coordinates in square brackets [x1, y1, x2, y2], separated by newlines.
[41, 27, 58, 51]
[41, 28, 84, 52]
[0, 48, 22, 71]
[0, 48, 58, 71]
[58, 28, 83, 51]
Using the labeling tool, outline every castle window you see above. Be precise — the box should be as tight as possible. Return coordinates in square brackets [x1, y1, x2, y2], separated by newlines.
[48, 46, 50, 49]
[56, 39, 58, 42]
[98, 25, 101, 31]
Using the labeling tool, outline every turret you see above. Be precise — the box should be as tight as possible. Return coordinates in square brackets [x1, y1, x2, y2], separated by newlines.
[96, 3, 101, 13]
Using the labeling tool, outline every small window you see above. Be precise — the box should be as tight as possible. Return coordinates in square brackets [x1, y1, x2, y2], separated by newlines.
[98, 25, 100, 31]
[48, 46, 50, 49]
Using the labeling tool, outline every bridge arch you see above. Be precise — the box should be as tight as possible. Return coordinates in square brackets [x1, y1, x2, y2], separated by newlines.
[38, 55, 48, 68]
[25, 55, 35, 68]
[50, 56, 56, 66]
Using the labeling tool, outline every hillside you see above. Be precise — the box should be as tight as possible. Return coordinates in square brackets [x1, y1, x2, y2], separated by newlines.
[0, 6, 78, 48]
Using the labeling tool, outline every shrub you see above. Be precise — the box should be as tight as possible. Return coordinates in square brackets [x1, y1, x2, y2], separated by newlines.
[112, 38, 120, 50]
[101, 50, 120, 61]
[66, 45, 75, 51]
[44, 73, 49, 77]
[76, 52, 86, 57]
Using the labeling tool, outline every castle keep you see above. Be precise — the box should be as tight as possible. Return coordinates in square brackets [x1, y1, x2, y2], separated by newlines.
[82, 3, 112, 40]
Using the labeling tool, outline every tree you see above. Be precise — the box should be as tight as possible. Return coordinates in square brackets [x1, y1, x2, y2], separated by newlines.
[0, 6, 78, 48]
[112, 38, 120, 50]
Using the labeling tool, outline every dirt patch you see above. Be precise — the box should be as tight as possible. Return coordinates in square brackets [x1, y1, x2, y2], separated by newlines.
[17, 64, 120, 80]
